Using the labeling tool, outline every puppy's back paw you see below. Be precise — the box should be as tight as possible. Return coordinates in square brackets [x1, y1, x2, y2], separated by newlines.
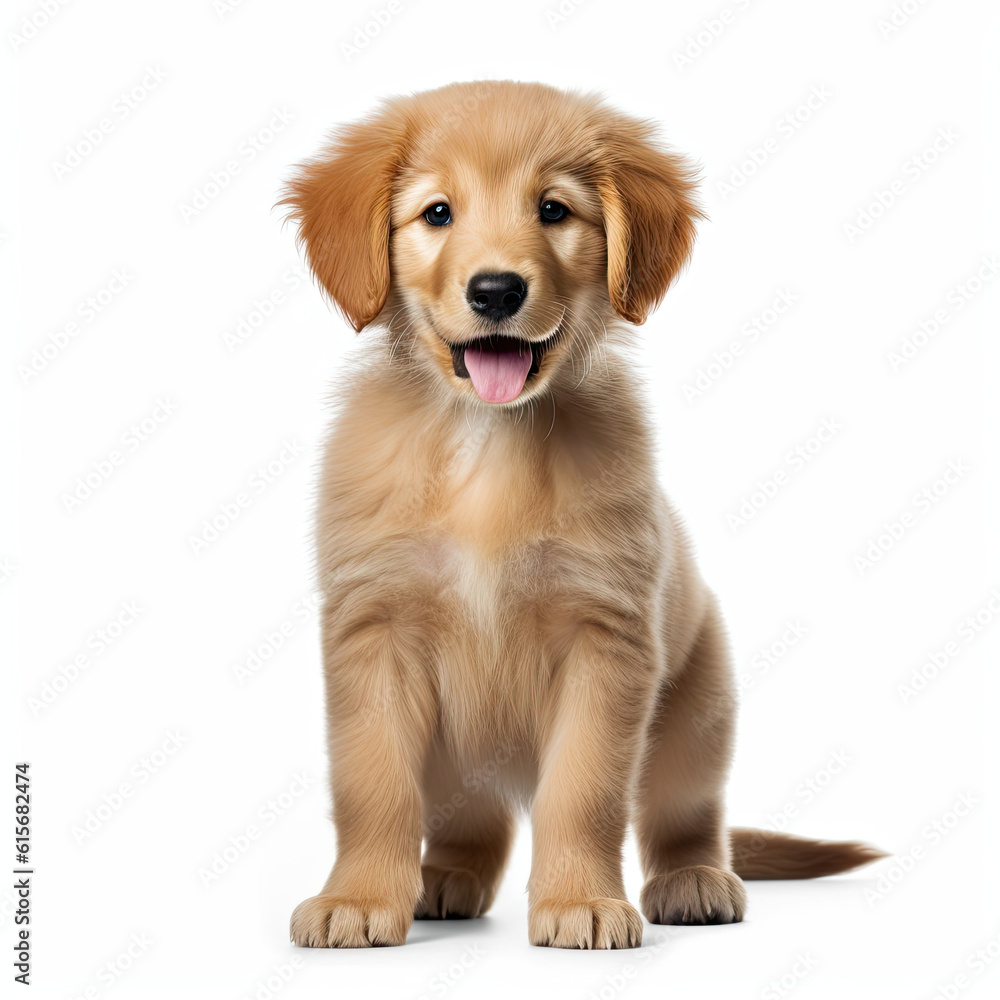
[640, 865, 746, 925]
[414, 865, 488, 919]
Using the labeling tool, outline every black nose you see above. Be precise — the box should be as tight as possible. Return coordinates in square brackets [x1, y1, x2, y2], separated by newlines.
[466, 272, 527, 320]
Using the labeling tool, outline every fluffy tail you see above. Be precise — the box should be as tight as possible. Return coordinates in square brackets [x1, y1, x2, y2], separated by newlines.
[730, 827, 887, 880]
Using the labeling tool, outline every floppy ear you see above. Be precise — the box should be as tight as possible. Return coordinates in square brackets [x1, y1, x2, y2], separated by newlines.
[281, 106, 408, 332]
[597, 117, 705, 325]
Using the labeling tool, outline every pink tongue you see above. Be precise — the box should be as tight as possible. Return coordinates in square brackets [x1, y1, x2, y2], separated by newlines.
[464, 345, 532, 403]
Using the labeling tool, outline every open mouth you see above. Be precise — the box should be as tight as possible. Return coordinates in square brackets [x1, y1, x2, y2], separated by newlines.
[447, 327, 562, 404]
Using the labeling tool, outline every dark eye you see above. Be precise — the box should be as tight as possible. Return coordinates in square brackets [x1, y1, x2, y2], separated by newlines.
[539, 200, 569, 223]
[424, 202, 451, 226]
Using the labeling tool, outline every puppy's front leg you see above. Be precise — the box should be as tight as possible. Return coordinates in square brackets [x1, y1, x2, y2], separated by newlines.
[290, 606, 436, 948]
[529, 622, 655, 949]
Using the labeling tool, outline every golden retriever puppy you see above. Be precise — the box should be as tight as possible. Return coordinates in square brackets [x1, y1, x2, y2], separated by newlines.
[283, 81, 882, 950]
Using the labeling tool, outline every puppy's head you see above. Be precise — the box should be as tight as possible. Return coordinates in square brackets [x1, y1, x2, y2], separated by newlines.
[284, 82, 702, 407]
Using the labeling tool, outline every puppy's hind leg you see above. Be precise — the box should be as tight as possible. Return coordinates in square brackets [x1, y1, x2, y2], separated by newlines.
[635, 602, 747, 925]
[415, 740, 517, 920]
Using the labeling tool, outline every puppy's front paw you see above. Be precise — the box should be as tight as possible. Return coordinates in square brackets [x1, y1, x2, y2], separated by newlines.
[290, 894, 412, 947]
[529, 897, 642, 949]
[415, 865, 487, 919]
[640, 865, 746, 925]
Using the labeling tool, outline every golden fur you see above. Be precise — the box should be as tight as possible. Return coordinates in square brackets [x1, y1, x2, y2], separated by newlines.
[283, 81, 883, 950]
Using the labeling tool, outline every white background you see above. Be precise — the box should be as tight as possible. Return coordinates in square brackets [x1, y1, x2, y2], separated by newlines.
[5, 0, 999, 997]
